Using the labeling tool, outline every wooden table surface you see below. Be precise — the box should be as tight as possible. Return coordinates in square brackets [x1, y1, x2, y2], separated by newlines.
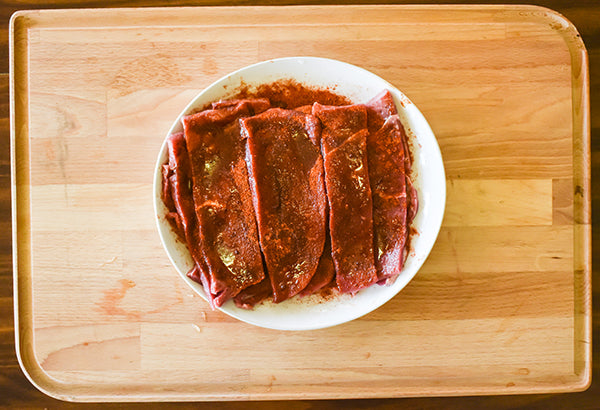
[0, 0, 598, 408]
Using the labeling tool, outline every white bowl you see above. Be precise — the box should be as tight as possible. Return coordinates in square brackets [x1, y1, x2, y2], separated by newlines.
[153, 57, 445, 331]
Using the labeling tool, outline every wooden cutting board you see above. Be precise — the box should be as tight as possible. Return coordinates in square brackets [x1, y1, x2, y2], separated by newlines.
[10, 5, 591, 401]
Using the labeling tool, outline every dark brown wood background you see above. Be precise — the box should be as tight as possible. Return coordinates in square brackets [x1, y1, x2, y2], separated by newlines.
[1, 0, 597, 408]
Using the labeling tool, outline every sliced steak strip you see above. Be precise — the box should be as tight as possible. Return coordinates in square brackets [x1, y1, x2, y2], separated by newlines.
[182, 99, 269, 306]
[365, 90, 418, 282]
[313, 103, 378, 294]
[241, 108, 327, 303]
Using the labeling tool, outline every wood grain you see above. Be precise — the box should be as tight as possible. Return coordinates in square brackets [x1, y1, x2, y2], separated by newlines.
[10, 4, 590, 401]
[1, 1, 599, 409]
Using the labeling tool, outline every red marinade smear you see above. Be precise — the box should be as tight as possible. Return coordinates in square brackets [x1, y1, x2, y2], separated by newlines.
[313, 103, 378, 294]
[182, 99, 269, 305]
[240, 108, 327, 303]
[234, 79, 351, 110]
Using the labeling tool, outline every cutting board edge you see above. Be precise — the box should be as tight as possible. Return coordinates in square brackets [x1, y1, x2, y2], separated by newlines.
[9, 4, 592, 401]
[0, 374, 593, 403]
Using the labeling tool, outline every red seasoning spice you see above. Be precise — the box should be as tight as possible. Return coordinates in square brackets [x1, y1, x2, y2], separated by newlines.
[233, 79, 351, 109]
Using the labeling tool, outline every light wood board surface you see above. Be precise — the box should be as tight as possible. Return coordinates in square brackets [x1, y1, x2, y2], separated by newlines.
[10, 5, 591, 401]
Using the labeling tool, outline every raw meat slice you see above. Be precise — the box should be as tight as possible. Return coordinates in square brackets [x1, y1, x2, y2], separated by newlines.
[407, 180, 418, 224]
[164, 132, 221, 306]
[365, 89, 398, 134]
[313, 103, 378, 294]
[241, 108, 327, 303]
[161, 164, 175, 212]
[365, 90, 418, 223]
[165, 132, 195, 243]
[165, 211, 183, 237]
[182, 99, 269, 305]
[299, 235, 335, 297]
[211, 99, 251, 110]
[233, 274, 273, 309]
[365, 91, 419, 281]
[367, 115, 410, 281]
[300, 196, 335, 297]
[188, 263, 233, 308]
[315, 103, 369, 153]
[294, 105, 313, 114]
